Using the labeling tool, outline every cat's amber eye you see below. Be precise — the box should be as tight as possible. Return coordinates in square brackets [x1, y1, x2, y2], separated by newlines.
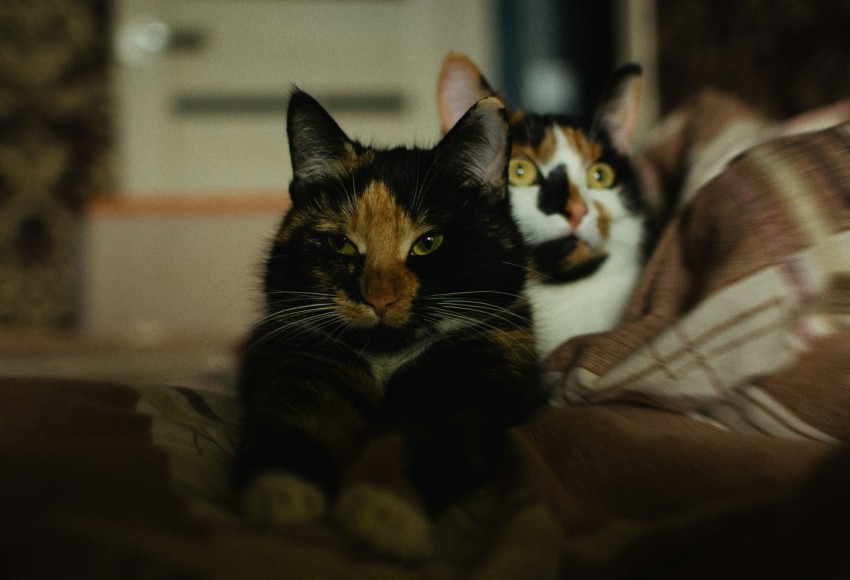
[586, 162, 616, 189]
[508, 158, 539, 186]
[410, 231, 444, 256]
[327, 234, 358, 256]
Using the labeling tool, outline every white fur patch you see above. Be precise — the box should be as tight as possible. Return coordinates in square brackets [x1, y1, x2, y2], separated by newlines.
[335, 483, 432, 560]
[528, 213, 644, 358]
[242, 472, 327, 528]
[510, 185, 573, 244]
[364, 335, 438, 388]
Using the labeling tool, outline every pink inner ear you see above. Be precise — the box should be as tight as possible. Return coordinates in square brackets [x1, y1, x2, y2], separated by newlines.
[601, 77, 643, 155]
[438, 56, 491, 134]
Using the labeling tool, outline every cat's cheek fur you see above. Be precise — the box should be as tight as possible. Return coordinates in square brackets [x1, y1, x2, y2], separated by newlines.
[510, 186, 574, 245]
[333, 289, 377, 327]
[241, 472, 328, 527]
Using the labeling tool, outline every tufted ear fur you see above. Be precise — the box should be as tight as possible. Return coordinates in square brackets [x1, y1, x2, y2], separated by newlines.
[590, 64, 643, 155]
[287, 89, 356, 183]
[434, 96, 510, 193]
[437, 52, 498, 136]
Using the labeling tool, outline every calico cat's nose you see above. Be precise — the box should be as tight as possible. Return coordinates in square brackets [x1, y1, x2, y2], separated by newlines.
[538, 165, 588, 229]
[565, 193, 588, 229]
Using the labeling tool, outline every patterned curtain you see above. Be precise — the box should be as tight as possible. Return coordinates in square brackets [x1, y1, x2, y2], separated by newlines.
[0, 0, 111, 327]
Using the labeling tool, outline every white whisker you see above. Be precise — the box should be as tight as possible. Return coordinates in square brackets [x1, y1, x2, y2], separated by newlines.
[424, 305, 535, 357]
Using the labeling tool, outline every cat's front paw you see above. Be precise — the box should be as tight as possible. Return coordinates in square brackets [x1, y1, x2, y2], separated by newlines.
[241, 472, 327, 528]
[335, 483, 432, 561]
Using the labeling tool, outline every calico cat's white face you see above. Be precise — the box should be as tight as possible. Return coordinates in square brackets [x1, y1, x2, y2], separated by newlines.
[509, 123, 617, 246]
[505, 118, 640, 281]
[437, 52, 644, 282]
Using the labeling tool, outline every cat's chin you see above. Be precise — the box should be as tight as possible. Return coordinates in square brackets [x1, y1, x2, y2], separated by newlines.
[532, 236, 609, 283]
[338, 323, 424, 354]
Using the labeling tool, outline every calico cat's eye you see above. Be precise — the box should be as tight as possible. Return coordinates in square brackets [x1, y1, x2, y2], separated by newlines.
[508, 158, 539, 186]
[586, 162, 616, 189]
[327, 234, 358, 256]
[410, 231, 444, 256]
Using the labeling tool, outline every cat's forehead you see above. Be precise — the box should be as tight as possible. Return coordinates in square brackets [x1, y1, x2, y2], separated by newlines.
[349, 180, 408, 230]
[509, 112, 601, 166]
[346, 180, 426, 253]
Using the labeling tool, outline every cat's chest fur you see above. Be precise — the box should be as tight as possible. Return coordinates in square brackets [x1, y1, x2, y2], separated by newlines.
[362, 337, 436, 389]
[526, 212, 644, 357]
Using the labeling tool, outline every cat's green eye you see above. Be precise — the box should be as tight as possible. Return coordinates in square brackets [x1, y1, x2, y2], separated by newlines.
[586, 162, 616, 189]
[508, 158, 539, 186]
[327, 234, 358, 256]
[410, 231, 444, 257]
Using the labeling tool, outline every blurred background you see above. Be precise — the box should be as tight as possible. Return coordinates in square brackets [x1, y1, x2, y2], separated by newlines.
[0, 0, 848, 385]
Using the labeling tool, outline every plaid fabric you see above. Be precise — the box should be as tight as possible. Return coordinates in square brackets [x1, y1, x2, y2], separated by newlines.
[548, 121, 850, 443]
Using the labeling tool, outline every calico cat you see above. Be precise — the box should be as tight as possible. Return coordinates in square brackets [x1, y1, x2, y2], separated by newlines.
[234, 89, 545, 560]
[438, 53, 650, 359]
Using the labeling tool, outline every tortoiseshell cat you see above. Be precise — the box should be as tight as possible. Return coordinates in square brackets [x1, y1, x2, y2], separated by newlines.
[438, 53, 649, 358]
[235, 89, 545, 560]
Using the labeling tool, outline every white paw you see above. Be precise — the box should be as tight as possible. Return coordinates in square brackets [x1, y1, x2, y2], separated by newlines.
[241, 473, 327, 528]
[335, 484, 432, 561]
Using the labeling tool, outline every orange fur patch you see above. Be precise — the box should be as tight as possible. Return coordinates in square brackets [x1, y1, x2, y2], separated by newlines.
[343, 182, 420, 327]
[535, 128, 558, 163]
[560, 126, 602, 164]
[327, 142, 365, 177]
[594, 200, 612, 240]
[511, 126, 558, 165]
[563, 240, 606, 271]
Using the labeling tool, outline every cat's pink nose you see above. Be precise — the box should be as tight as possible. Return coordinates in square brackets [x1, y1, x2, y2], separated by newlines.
[365, 294, 396, 319]
[361, 266, 405, 320]
[566, 195, 588, 229]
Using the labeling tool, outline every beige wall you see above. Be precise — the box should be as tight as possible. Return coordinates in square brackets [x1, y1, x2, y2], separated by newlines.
[82, 198, 285, 341]
[86, 0, 499, 340]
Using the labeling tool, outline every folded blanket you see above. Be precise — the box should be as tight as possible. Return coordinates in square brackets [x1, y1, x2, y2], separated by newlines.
[547, 105, 850, 443]
[1, 378, 836, 578]
[636, 90, 850, 211]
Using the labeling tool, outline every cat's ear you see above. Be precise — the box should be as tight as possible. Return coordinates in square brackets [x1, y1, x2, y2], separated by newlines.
[437, 52, 498, 136]
[591, 63, 643, 155]
[287, 89, 356, 182]
[437, 96, 510, 193]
